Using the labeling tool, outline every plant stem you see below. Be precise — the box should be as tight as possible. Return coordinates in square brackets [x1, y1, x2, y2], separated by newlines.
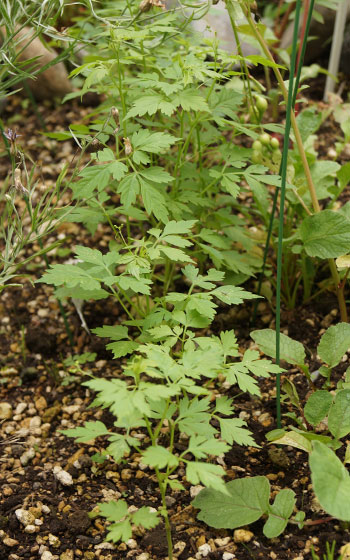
[243, 7, 348, 322]
[157, 473, 173, 560]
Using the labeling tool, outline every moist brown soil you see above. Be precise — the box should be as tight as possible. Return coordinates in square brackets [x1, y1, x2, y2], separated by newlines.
[1, 92, 350, 560]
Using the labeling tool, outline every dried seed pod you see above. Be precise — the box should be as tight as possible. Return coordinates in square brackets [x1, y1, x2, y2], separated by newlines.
[111, 107, 120, 133]
[86, 137, 100, 153]
[123, 137, 132, 156]
[139, 0, 165, 12]
[14, 168, 29, 195]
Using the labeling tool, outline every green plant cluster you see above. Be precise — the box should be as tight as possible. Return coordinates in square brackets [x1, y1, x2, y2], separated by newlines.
[3, 0, 350, 559]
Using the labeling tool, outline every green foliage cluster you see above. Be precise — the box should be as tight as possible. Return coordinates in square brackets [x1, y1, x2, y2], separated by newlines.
[3, 0, 350, 558]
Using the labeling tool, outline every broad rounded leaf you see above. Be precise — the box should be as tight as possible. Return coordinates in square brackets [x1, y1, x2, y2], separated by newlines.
[251, 329, 306, 366]
[304, 391, 333, 426]
[263, 489, 296, 538]
[310, 441, 350, 520]
[317, 323, 350, 368]
[328, 390, 350, 439]
[300, 210, 350, 258]
[269, 431, 312, 453]
[192, 476, 270, 529]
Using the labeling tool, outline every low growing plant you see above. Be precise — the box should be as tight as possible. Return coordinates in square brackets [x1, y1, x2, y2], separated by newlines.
[252, 324, 350, 521]
[60, 265, 282, 557]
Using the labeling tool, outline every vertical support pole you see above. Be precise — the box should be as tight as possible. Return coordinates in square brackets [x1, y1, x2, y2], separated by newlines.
[324, 0, 350, 101]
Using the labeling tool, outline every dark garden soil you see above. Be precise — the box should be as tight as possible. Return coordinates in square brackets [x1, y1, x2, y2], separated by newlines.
[1, 90, 350, 560]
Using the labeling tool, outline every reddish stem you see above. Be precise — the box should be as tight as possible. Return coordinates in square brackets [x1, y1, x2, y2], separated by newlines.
[304, 516, 335, 526]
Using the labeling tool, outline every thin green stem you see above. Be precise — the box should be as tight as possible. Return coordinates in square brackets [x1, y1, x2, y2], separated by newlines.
[242, 5, 347, 321]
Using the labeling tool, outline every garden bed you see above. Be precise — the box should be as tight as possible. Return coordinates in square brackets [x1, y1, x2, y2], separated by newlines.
[1, 95, 349, 560]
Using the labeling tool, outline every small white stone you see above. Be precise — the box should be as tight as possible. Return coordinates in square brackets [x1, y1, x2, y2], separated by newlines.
[41, 551, 54, 560]
[62, 405, 80, 415]
[15, 509, 35, 526]
[126, 539, 138, 549]
[37, 309, 49, 318]
[35, 519, 43, 526]
[198, 544, 212, 557]
[48, 534, 60, 547]
[136, 554, 149, 560]
[15, 403, 27, 415]
[174, 541, 186, 553]
[0, 402, 12, 420]
[42, 505, 50, 514]
[20, 448, 36, 466]
[222, 553, 235, 560]
[30, 416, 42, 430]
[17, 428, 29, 437]
[190, 485, 204, 498]
[24, 524, 36, 534]
[53, 466, 73, 486]
[215, 537, 231, 546]
[327, 147, 337, 158]
[128, 505, 138, 514]
[4, 425, 15, 434]
[95, 542, 115, 550]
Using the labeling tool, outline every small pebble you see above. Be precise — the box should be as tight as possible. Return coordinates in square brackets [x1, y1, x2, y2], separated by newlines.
[3, 537, 19, 547]
[24, 525, 36, 534]
[35, 397, 47, 411]
[15, 508, 35, 526]
[190, 485, 204, 498]
[48, 534, 60, 547]
[215, 537, 231, 546]
[126, 539, 137, 549]
[121, 468, 132, 481]
[165, 496, 176, 507]
[340, 543, 350, 560]
[222, 554, 235, 560]
[197, 544, 212, 558]
[95, 543, 115, 550]
[41, 552, 55, 560]
[136, 554, 149, 560]
[60, 550, 74, 560]
[327, 147, 337, 158]
[30, 416, 42, 430]
[0, 403, 12, 420]
[62, 405, 80, 415]
[53, 466, 74, 486]
[174, 541, 186, 554]
[233, 529, 254, 543]
[20, 448, 36, 466]
[15, 403, 27, 415]
[258, 412, 273, 427]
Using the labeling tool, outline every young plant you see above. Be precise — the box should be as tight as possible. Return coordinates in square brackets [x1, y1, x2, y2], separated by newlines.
[192, 475, 300, 538]
[61, 273, 281, 557]
[252, 323, 350, 524]
[0, 129, 70, 292]
[311, 541, 341, 560]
